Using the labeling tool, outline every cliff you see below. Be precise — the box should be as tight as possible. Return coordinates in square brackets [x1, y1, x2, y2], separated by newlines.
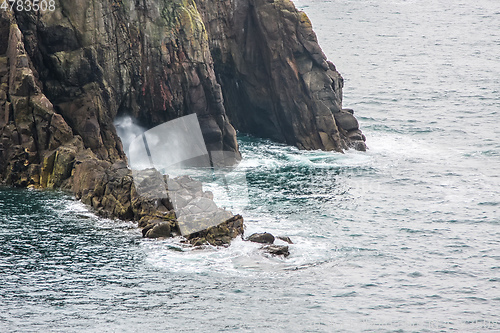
[195, 0, 365, 151]
[0, 0, 366, 243]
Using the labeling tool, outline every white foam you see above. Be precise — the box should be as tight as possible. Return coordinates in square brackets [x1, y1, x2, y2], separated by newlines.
[114, 116, 147, 160]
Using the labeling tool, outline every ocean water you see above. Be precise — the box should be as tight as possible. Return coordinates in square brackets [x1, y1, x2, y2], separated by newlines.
[1, 0, 500, 331]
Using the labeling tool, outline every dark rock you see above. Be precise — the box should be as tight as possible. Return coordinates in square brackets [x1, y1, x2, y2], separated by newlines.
[1, 0, 367, 191]
[347, 129, 364, 142]
[277, 236, 294, 244]
[195, 0, 365, 152]
[334, 110, 360, 132]
[350, 141, 367, 152]
[187, 214, 245, 246]
[143, 222, 171, 239]
[263, 245, 290, 257]
[247, 232, 275, 244]
[192, 237, 207, 247]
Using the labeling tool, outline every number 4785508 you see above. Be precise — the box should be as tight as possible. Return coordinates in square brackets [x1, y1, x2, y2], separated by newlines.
[1, 0, 56, 12]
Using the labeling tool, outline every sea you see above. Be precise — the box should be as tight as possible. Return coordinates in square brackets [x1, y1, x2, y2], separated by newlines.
[1, 0, 499, 331]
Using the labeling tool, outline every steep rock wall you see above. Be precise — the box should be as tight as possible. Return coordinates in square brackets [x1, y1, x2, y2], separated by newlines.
[195, 0, 366, 151]
[1, 0, 239, 189]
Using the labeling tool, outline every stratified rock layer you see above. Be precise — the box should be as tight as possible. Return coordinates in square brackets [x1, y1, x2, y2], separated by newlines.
[0, 0, 366, 244]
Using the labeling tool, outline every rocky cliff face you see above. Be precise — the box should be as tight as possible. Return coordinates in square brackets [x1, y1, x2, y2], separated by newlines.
[195, 0, 365, 151]
[0, 0, 365, 242]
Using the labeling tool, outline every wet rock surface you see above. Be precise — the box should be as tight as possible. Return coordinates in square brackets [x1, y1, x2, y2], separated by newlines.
[186, 214, 245, 247]
[335, 109, 367, 151]
[276, 236, 294, 244]
[167, 174, 235, 236]
[74, 156, 242, 245]
[142, 221, 172, 239]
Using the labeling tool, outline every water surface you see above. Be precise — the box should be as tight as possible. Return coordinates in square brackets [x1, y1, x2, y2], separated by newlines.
[1, 0, 500, 331]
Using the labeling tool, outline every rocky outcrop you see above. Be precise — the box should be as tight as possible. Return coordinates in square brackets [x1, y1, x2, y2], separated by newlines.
[0, 14, 80, 188]
[70, 150, 244, 244]
[1, 0, 365, 245]
[246, 231, 291, 257]
[0, 3, 241, 244]
[186, 214, 245, 246]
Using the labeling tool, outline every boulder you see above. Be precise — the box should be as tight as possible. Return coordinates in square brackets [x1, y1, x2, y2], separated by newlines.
[263, 245, 290, 257]
[334, 110, 359, 132]
[143, 222, 172, 239]
[186, 214, 245, 246]
[347, 129, 364, 142]
[247, 232, 275, 244]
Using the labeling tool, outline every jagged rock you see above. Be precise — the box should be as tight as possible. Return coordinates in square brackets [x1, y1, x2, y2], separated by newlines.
[347, 129, 364, 142]
[177, 207, 234, 237]
[1, 0, 367, 189]
[0, 57, 7, 77]
[247, 232, 275, 244]
[187, 214, 245, 246]
[350, 141, 367, 152]
[263, 245, 290, 257]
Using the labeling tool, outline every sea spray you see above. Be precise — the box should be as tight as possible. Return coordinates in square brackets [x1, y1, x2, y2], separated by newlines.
[114, 114, 250, 233]
[114, 116, 147, 161]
